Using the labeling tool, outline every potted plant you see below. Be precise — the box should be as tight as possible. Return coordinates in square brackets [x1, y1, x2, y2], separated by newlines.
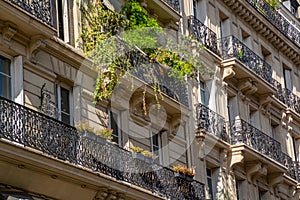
[75, 122, 114, 145]
[141, 150, 154, 164]
[131, 146, 155, 163]
[131, 146, 144, 160]
[172, 164, 195, 181]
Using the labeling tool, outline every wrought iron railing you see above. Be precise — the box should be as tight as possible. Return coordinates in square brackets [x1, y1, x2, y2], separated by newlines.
[115, 42, 189, 107]
[0, 97, 205, 199]
[196, 103, 228, 142]
[221, 35, 273, 85]
[163, 0, 180, 12]
[4, 0, 53, 26]
[281, 153, 296, 179]
[246, 0, 300, 47]
[188, 16, 220, 56]
[294, 162, 300, 182]
[274, 80, 300, 115]
[230, 119, 282, 163]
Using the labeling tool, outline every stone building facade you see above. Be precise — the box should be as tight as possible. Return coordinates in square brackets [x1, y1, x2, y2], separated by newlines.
[0, 0, 299, 199]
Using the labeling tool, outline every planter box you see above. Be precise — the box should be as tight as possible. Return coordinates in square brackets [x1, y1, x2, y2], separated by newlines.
[81, 130, 107, 145]
[174, 172, 194, 182]
[132, 152, 153, 164]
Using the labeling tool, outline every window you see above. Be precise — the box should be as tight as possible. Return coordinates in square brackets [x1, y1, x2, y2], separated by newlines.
[283, 66, 292, 90]
[292, 136, 298, 162]
[109, 111, 121, 145]
[193, 0, 198, 18]
[56, 0, 69, 42]
[57, 85, 72, 125]
[235, 180, 242, 200]
[0, 56, 11, 99]
[151, 131, 162, 163]
[206, 168, 214, 200]
[200, 81, 206, 105]
[249, 108, 258, 125]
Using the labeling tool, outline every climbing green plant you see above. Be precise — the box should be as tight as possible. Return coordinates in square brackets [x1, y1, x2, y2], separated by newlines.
[80, 0, 210, 103]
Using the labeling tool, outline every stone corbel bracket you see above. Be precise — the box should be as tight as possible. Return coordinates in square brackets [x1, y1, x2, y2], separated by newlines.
[2, 21, 17, 44]
[222, 66, 235, 81]
[246, 161, 267, 183]
[29, 35, 46, 61]
[259, 94, 273, 115]
[238, 78, 257, 95]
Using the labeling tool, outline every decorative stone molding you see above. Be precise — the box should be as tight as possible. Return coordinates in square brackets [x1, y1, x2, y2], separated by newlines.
[246, 161, 267, 183]
[2, 21, 17, 43]
[238, 78, 257, 95]
[94, 189, 125, 200]
[222, 66, 235, 81]
[259, 94, 272, 115]
[281, 111, 293, 132]
[229, 149, 244, 168]
[30, 35, 46, 60]
[268, 173, 283, 188]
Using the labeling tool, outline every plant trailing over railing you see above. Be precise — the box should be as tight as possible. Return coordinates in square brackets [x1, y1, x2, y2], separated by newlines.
[80, 0, 210, 106]
[75, 121, 113, 140]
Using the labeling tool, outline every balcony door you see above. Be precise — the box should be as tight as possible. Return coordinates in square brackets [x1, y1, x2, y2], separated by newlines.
[0, 56, 11, 100]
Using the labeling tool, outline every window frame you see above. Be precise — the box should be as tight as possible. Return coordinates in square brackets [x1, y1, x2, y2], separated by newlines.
[206, 168, 214, 200]
[109, 110, 122, 146]
[0, 55, 12, 100]
[56, 84, 73, 125]
[151, 131, 162, 163]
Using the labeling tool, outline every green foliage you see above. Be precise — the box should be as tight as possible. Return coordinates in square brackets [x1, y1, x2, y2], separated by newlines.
[266, 0, 279, 10]
[80, 0, 209, 103]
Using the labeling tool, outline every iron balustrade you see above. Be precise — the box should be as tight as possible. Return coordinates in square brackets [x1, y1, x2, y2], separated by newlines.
[281, 153, 296, 179]
[294, 162, 300, 182]
[230, 119, 282, 164]
[221, 36, 273, 85]
[246, 0, 300, 47]
[4, 0, 53, 26]
[188, 16, 220, 56]
[0, 97, 205, 199]
[114, 42, 189, 107]
[274, 80, 300, 115]
[283, 88, 300, 114]
[163, 0, 180, 12]
[196, 103, 228, 142]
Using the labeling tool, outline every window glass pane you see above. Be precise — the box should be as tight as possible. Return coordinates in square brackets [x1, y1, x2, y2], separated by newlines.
[0, 57, 11, 99]
[110, 111, 119, 144]
[59, 87, 70, 124]
[1, 75, 11, 99]
[2, 59, 11, 75]
[60, 87, 70, 113]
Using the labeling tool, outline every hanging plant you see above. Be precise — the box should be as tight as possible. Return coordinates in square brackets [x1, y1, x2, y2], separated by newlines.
[80, 0, 210, 104]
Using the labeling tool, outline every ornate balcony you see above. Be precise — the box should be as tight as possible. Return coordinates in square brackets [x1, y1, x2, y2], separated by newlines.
[163, 0, 180, 12]
[246, 0, 300, 47]
[195, 104, 228, 142]
[188, 16, 219, 56]
[294, 162, 300, 182]
[0, 97, 205, 199]
[281, 153, 296, 180]
[230, 119, 282, 164]
[221, 36, 273, 85]
[3, 0, 53, 26]
[116, 47, 189, 107]
[274, 80, 300, 115]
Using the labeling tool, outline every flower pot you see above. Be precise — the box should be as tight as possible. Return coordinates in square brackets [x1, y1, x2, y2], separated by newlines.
[185, 174, 194, 182]
[174, 172, 185, 179]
